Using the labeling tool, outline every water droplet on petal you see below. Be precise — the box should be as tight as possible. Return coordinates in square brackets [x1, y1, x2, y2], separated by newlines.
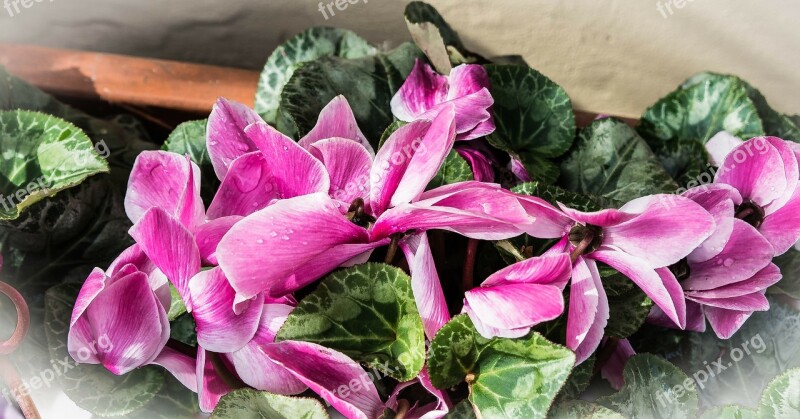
[256, 239, 264, 244]
[283, 145, 289, 151]
[723, 258, 734, 267]
[270, 231, 278, 237]
[281, 235, 290, 241]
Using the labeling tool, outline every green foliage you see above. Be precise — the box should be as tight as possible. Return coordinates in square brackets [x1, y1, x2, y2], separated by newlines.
[211, 389, 328, 419]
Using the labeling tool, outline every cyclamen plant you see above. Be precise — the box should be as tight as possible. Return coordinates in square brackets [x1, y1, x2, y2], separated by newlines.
[1, 2, 797, 419]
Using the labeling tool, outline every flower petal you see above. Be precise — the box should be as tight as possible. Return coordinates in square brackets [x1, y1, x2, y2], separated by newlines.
[682, 219, 773, 291]
[481, 253, 572, 289]
[124, 151, 204, 231]
[129, 207, 201, 311]
[566, 257, 608, 364]
[593, 248, 686, 329]
[716, 138, 789, 208]
[703, 307, 755, 339]
[195, 216, 242, 265]
[465, 283, 564, 331]
[685, 263, 781, 299]
[399, 233, 450, 339]
[189, 267, 264, 353]
[207, 98, 263, 179]
[604, 195, 715, 268]
[514, 195, 574, 239]
[217, 193, 372, 298]
[455, 146, 494, 182]
[600, 338, 635, 391]
[196, 349, 231, 413]
[390, 59, 449, 122]
[687, 291, 769, 311]
[683, 184, 740, 263]
[152, 347, 198, 392]
[299, 95, 373, 155]
[263, 341, 385, 419]
[759, 186, 800, 256]
[308, 138, 373, 204]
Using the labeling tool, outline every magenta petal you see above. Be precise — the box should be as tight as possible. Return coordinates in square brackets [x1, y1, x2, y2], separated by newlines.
[683, 220, 773, 291]
[189, 267, 264, 353]
[704, 307, 754, 339]
[593, 248, 686, 329]
[759, 186, 800, 256]
[515, 195, 574, 239]
[465, 283, 563, 330]
[481, 253, 572, 288]
[417, 89, 494, 139]
[227, 304, 307, 394]
[299, 95, 373, 155]
[308, 138, 373, 204]
[557, 205, 637, 228]
[195, 216, 242, 265]
[371, 107, 457, 213]
[687, 291, 769, 311]
[716, 138, 788, 207]
[399, 233, 450, 339]
[263, 341, 385, 419]
[217, 193, 371, 298]
[683, 184, 741, 263]
[207, 98, 263, 179]
[70, 271, 169, 375]
[686, 263, 782, 299]
[196, 349, 231, 413]
[604, 195, 715, 268]
[447, 64, 491, 101]
[124, 151, 204, 231]
[600, 338, 635, 391]
[705, 131, 743, 167]
[763, 137, 799, 213]
[391, 60, 449, 122]
[129, 208, 201, 311]
[566, 257, 608, 364]
[647, 302, 706, 332]
[152, 347, 198, 392]
[455, 146, 494, 182]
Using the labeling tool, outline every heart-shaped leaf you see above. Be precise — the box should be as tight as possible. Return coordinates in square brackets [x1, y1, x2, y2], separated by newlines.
[255, 27, 377, 124]
[758, 368, 800, 418]
[597, 354, 698, 418]
[0, 110, 109, 220]
[428, 150, 474, 189]
[560, 118, 678, 202]
[699, 405, 756, 419]
[276, 262, 425, 381]
[485, 64, 576, 184]
[428, 315, 575, 419]
[210, 388, 328, 419]
[548, 400, 624, 419]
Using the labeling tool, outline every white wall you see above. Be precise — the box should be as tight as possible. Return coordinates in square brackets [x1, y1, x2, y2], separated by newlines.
[1, 0, 797, 117]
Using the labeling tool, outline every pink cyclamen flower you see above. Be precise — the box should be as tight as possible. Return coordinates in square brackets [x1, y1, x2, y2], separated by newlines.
[386, 367, 451, 419]
[520, 194, 716, 363]
[710, 136, 800, 256]
[648, 184, 781, 339]
[218, 106, 549, 339]
[463, 253, 572, 338]
[68, 244, 171, 375]
[391, 59, 495, 141]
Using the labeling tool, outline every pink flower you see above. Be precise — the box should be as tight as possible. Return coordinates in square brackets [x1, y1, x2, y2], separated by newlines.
[713, 136, 800, 256]
[520, 194, 716, 363]
[391, 60, 495, 141]
[648, 184, 781, 339]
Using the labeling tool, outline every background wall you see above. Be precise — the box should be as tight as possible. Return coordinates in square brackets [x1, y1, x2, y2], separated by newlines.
[0, 0, 798, 117]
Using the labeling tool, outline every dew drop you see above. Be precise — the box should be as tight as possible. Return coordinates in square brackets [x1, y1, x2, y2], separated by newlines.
[283, 145, 289, 151]
[269, 231, 278, 237]
[281, 235, 290, 241]
[256, 239, 264, 244]
[723, 258, 734, 267]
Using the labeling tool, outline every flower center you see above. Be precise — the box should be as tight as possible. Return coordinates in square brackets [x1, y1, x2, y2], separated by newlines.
[568, 223, 603, 260]
[735, 200, 766, 228]
[346, 197, 375, 228]
[669, 258, 692, 282]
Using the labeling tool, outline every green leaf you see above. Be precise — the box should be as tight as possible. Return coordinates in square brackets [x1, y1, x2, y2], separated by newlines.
[428, 315, 575, 419]
[404, 2, 457, 74]
[428, 150, 474, 189]
[560, 118, 678, 202]
[167, 284, 187, 321]
[277, 43, 424, 148]
[512, 182, 613, 212]
[276, 263, 425, 381]
[255, 27, 377, 123]
[44, 283, 165, 416]
[445, 401, 478, 418]
[638, 73, 765, 181]
[548, 400, 624, 419]
[700, 405, 757, 419]
[555, 355, 595, 401]
[170, 312, 198, 347]
[758, 368, 800, 418]
[404, 2, 465, 52]
[486, 64, 576, 184]
[602, 270, 653, 339]
[0, 110, 109, 220]
[210, 388, 328, 419]
[770, 249, 800, 299]
[597, 354, 698, 418]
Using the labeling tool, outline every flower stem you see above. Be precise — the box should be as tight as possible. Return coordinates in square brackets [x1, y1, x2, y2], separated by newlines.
[462, 239, 479, 291]
[0, 357, 40, 419]
[569, 230, 595, 264]
[385, 235, 400, 265]
[0, 282, 40, 419]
